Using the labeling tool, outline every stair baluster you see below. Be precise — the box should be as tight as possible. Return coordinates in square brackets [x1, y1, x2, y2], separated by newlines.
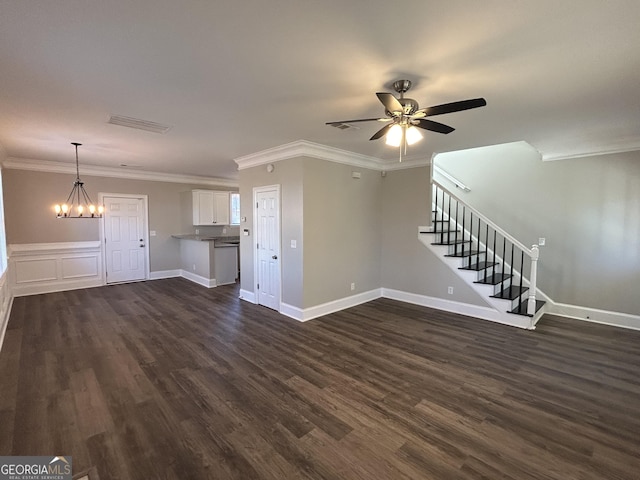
[426, 181, 544, 326]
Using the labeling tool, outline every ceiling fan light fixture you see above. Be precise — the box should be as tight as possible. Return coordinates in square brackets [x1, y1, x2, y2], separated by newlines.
[406, 125, 423, 145]
[326, 79, 486, 162]
[385, 124, 403, 147]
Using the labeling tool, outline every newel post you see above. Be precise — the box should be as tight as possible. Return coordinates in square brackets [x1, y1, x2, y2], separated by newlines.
[527, 244, 540, 315]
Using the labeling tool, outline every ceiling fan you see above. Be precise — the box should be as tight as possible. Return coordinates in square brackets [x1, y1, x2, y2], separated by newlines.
[326, 79, 486, 159]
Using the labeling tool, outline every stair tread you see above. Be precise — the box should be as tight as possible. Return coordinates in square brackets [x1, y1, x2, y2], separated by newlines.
[509, 299, 546, 317]
[460, 261, 498, 271]
[474, 273, 511, 285]
[491, 285, 529, 300]
[431, 240, 472, 246]
[445, 250, 480, 257]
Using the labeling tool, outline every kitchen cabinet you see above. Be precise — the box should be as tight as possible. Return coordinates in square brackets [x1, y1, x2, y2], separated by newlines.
[192, 190, 231, 226]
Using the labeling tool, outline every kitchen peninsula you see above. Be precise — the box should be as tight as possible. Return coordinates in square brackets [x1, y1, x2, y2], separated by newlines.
[172, 234, 239, 288]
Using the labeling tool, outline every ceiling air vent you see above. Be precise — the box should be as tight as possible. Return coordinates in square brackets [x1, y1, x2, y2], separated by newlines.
[108, 115, 172, 134]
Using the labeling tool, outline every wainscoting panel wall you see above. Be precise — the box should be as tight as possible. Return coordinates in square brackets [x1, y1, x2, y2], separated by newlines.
[0, 269, 12, 349]
[8, 242, 103, 297]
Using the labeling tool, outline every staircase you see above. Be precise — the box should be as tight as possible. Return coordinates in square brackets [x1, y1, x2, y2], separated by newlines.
[419, 180, 546, 329]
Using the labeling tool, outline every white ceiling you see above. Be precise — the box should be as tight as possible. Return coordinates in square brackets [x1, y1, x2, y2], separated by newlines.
[1, 0, 639, 180]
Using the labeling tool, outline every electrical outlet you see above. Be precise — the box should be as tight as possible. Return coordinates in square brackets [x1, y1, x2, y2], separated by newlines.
[351, 283, 355, 291]
[223, 228, 227, 234]
[448, 286, 454, 295]
[195, 229, 200, 234]
[192, 264, 196, 272]
[539, 237, 546, 246]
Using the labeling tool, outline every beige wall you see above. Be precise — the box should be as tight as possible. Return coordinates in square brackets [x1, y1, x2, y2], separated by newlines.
[239, 157, 382, 309]
[2, 168, 237, 272]
[239, 158, 304, 307]
[436, 144, 640, 316]
[302, 158, 381, 307]
[5, 142, 637, 318]
[380, 166, 488, 306]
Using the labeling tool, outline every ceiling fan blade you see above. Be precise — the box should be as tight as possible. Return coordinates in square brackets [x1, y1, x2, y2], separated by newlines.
[376, 92, 403, 115]
[422, 98, 487, 117]
[369, 123, 394, 140]
[326, 117, 386, 125]
[414, 119, 455, 134]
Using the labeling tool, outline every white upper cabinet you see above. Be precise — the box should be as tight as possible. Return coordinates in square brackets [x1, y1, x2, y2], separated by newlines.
[192, 190, 231, 226]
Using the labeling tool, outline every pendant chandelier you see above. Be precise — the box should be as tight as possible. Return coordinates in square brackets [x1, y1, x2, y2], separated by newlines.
[54, 142, 103, 218]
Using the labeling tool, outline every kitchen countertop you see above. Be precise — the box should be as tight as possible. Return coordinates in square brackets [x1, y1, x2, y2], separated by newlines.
[172, 234, 240, 247]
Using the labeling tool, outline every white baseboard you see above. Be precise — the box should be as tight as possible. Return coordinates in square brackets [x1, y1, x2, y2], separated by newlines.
[239, 289, 256, 303]
[381, 288, 534, 330]
[180, 270, 217, 288]
[13, 278, 104, 297]
[0, 270, 13, 354]
[548, 302, 640, 331]
[149, 269, 181, 280]
[281, 289, 383, 322]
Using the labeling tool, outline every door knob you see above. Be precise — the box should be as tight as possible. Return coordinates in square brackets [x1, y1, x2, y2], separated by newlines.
[272, 255, 278, 260]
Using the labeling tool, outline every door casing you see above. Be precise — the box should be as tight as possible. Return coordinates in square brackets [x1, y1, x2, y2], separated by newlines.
[253, 184, 281, 311]
[99, 192, 150, 284]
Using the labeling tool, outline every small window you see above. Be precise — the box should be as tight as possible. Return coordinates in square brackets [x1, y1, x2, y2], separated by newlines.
[230, 192, 240, 225]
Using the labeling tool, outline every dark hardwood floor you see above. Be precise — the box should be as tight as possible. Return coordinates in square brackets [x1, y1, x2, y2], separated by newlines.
[1, 278, 639, 479]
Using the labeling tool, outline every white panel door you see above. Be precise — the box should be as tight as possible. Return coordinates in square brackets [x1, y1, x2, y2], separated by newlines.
[104, 196, 146, 283]
[255, 188, 280, 310]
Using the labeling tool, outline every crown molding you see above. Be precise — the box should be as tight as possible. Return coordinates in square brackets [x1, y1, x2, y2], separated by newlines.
[233, 140, 430, 172]
[542, 142, 640, 162]
[234, 140, 386, 170]
[1, 157, 238, 188]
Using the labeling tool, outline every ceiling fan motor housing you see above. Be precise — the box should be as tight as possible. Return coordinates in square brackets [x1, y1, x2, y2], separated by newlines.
[385, 97, 419, 117]
[393, 79, 412, 94]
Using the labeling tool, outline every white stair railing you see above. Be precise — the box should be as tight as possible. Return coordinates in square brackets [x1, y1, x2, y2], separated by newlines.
[431, 179, 540, 316]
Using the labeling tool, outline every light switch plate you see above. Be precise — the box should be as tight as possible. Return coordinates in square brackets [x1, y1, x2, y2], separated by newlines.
[290, 240, 297, 248]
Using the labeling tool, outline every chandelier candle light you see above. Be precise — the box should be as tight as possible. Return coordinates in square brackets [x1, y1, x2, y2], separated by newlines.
[54, 142, 104, 218]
